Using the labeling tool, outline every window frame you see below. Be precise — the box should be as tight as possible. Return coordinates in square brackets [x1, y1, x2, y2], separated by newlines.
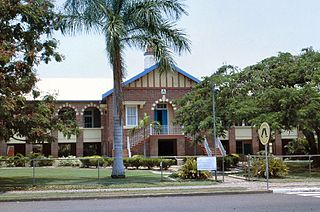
[125, 105, 138, 127]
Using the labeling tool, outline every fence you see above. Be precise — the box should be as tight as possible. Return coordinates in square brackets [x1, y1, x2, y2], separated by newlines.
[244, 154, 320, 181]
[0, 156, 191, 187]
[0, 155, 228, 188]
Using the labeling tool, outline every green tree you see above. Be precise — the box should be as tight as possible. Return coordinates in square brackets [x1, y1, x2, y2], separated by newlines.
[64, 0, 190, 177]
[175, 65, 237, 147]
[176, 49, 320, 162]
[0, 0, 78, 148]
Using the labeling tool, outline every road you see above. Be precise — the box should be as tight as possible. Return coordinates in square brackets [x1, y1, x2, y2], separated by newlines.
[1, 193, 319, 212]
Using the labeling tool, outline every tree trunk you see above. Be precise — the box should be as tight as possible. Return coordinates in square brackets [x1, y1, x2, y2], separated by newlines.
[302, 129, 318, 155]
[111, 46, 125, 178]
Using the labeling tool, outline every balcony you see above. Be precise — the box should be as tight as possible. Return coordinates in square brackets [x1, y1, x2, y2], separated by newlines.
[150, 125, 183, 135]
[83, 128, 102, 143]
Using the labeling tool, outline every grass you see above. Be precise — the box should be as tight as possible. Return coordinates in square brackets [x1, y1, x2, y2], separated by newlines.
[238, 162, 320, 183]
[0, 167, 217, 191]
[0, 187, 248, 202]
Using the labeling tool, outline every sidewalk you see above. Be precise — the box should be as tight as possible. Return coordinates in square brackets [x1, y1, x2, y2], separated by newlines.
[1, 176, 319, 202]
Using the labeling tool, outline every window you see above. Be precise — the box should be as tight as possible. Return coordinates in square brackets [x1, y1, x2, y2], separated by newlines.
[126, 105, 138, 126]
[83, 108, 101, 128]
[84, 110, 93, 128]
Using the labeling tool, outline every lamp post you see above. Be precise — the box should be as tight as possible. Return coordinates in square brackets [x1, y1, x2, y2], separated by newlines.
[212, 83, 217, 181]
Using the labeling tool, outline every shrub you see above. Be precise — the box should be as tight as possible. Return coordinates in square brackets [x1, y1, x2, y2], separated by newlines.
[285, 138, 310, 155]
[130, 156, 143, 169]
[57, 156, 81, 167]
[0, 156, 4, 167]
[178, 158, 211, 179]
[5, 156, 15, 167]
[161, 159, 176, 170]
[250, 156, 288, 178]
[229, 154, 240, 166]
[13, 153, 29, 167]
[80, 156, 104, 168]
[104, 158, 113, 167]
[27, 153, 53, 167]
[142, 158, 158, 169]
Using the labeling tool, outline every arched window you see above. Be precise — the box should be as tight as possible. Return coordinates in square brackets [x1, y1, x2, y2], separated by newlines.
[83, 107, 101, 128]
[58, 107, 76, 123]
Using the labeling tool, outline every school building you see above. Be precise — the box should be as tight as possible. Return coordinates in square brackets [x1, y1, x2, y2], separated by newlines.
[0, 51, 300, 157]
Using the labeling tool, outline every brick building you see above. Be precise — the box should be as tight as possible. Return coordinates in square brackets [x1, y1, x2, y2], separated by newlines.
[0, 52, 300, 157]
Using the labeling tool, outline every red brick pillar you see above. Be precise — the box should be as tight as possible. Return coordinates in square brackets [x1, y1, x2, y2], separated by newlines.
[149, 136, 158, 157]
[0, 140, 7, 156]
[275, 130, 282, 155]
[25, 143, 33, 155]
[76, 130, 84, 157]
[252, 127, 259, 154]
[51, 131, 59, 157]
[229, 127, 236, 154]
[100, 112, 107, 156]
[176, 136, 186, 156]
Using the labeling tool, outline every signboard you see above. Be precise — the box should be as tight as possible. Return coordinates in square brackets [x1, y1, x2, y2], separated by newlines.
[7, 146, 14, 157]
[258, 122, 270, 145]
[197, 156, 216, 171]
[258, 122, 270, 190]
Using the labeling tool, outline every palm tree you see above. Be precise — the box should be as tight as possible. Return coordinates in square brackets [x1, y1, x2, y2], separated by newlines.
[64, 0, 190, 178]
[139, 113, 150, 157]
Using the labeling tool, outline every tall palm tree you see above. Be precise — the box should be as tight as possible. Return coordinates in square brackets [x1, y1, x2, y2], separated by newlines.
[64, 0, 190, 178]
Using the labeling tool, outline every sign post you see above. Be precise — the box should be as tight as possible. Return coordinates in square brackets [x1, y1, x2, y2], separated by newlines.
[258, 122, 270, 190]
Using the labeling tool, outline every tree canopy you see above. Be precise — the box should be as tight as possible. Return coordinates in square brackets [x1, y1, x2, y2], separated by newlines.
[0, 0, 78, 144]
[175, 48, 320, 155]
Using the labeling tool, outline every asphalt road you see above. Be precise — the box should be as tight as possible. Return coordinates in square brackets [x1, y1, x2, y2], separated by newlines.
[1, 193, 319, 212]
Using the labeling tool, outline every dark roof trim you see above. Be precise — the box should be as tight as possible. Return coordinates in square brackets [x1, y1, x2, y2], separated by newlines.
[101, 64, 200, 99]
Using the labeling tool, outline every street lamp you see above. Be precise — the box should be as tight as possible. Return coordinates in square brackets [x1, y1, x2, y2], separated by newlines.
[212, 83, 218, 181]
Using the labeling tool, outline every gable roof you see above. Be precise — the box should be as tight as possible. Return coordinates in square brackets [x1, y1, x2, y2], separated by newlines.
[101, 64, 200, 99]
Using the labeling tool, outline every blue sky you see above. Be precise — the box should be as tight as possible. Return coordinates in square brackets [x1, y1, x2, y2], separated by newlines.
[37, 0, 320, 81]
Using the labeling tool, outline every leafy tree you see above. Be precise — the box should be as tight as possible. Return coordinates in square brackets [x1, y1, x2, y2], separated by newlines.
[0, 0, 78, 147]
[64, 0, 190, 178]
[176, 49, 320, 162]
[174, 65, 237, 147]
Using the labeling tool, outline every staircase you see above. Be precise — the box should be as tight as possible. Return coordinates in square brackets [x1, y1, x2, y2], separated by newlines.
[128, 127, 150, 148]
[198, 137, 225, 156]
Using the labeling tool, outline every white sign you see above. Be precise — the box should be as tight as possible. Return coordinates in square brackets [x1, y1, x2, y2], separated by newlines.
[161, 89, 166, 95]
[258, 122, 270, 145]
[197, 156, 216, 171]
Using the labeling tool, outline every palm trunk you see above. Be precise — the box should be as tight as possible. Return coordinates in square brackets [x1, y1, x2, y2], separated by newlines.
[111, 46, 125, 178]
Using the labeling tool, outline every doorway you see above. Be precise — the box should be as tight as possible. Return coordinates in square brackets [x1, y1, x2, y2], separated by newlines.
[158, 139, 177, 156]
[154, 103, 168, 133]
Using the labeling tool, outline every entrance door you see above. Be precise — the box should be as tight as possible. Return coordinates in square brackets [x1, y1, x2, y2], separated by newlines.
[243, 143, 252, 155]
[154, 104, 168, 134]
[158, 139, 177, 156]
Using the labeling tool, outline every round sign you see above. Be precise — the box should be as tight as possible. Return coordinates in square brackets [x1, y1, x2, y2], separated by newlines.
[258, 122, 270, 145]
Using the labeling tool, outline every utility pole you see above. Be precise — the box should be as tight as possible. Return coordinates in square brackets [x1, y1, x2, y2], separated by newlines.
[212, 83, 217, 181]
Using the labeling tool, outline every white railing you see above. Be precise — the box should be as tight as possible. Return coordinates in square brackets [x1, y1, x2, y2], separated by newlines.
[150, 125, 183, 135]
[129, 125, 184, 148]
[128, 127, 150, 148]
[203, 137, 212, 156]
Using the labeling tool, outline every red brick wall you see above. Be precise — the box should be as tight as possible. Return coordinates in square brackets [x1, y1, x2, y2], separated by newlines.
[104, 87, 193, 156]
[228, 127, 236, 154]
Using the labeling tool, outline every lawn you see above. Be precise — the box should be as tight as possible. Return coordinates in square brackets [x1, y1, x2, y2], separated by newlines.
[0, 167, 216, 191]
